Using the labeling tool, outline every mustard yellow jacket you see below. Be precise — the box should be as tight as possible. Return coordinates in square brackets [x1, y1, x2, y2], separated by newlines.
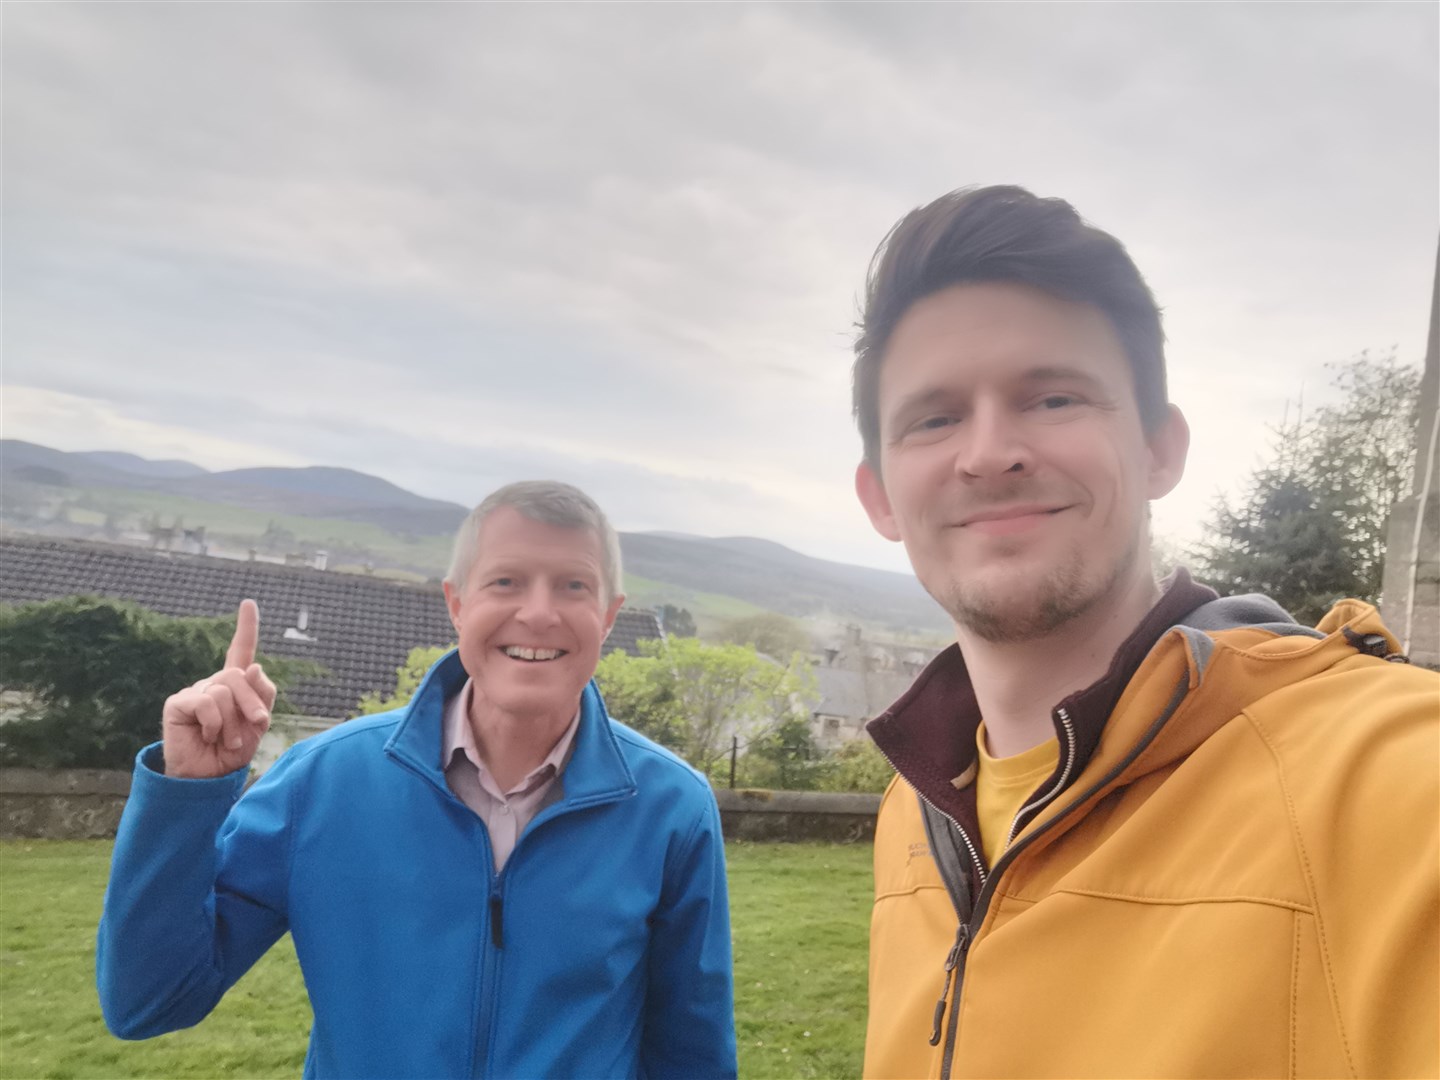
[866, 600, 1439, 1079]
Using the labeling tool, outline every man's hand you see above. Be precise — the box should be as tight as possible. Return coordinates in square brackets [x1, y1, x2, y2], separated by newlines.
[162, 599, 277, 779]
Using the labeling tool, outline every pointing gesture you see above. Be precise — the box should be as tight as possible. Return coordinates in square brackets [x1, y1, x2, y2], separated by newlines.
[163, 599, 278, 779]
[226, 596, 260, 671]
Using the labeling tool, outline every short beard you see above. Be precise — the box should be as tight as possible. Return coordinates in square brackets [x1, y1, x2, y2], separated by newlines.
[934, 533, 1140, 646]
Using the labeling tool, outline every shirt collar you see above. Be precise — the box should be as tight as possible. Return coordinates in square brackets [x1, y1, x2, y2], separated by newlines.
[442, 678, 581, 790]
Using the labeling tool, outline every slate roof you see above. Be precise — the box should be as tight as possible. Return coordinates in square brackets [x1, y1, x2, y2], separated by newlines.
[603, 607, 664, 658]
[0, 534, 663, 719]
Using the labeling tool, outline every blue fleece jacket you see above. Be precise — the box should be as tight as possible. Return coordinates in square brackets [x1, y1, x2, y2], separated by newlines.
[97, 651, 737, 1079]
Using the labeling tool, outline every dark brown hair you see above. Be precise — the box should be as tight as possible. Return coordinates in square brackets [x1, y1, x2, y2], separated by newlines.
[852, 185, 1168, 468]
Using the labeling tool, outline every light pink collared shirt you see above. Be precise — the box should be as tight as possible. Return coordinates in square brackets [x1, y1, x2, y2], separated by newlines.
[442, 680, 580, 873]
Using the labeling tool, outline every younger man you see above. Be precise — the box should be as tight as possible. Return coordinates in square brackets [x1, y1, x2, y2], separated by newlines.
[852, 186, 1438, 1077]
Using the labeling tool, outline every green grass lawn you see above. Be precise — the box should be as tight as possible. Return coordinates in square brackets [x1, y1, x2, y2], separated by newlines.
[0, 840, 871, 1079]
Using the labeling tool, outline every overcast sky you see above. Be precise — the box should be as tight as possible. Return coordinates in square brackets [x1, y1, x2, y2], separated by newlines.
[4, 2, 1436, 573]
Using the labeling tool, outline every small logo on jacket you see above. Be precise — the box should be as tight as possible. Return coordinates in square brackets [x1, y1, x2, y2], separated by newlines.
[907, 842, 932, 865]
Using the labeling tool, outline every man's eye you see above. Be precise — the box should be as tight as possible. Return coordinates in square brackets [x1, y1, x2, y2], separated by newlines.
[490, 577, 515, 588]
[915, 415, 956, 431]
[566, 580, 590, 592]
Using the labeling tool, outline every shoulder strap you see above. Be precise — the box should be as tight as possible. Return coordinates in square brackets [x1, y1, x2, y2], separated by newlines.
[918, 794, 974, 924]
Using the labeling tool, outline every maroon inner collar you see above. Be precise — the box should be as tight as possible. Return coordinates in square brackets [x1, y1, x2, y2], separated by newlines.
[868, 570, 1218, 828]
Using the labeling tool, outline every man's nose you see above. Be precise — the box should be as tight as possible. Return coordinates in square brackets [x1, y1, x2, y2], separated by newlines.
[515, 583, 562, 628]
[954, 401, 1032, 481]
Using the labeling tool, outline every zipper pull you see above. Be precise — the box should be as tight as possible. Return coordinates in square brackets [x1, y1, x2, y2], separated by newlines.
[489, 894, 504, 949]
[928, 923, 970, 1045]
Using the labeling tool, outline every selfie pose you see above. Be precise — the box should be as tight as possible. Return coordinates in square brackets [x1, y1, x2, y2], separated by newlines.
[852, 186, 1438, 1078]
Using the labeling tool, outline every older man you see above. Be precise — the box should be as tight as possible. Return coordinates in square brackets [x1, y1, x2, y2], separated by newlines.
[97, 481, 736, 1079]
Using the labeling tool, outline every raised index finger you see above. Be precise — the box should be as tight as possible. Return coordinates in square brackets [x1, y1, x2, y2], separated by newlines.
[226, 599, 260, 669]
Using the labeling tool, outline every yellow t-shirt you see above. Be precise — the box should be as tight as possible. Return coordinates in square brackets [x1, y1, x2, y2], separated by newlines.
[975, 723, 1060, 868]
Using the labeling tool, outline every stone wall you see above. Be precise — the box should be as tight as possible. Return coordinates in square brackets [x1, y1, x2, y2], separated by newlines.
[0, 768, 131, 840]
[714, 788, 881, 843]
[0, 769, 882, 843]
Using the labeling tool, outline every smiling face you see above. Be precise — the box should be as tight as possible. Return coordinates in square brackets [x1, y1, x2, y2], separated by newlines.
[443, 506, 624, 722]
[856, 281, 1188, 645]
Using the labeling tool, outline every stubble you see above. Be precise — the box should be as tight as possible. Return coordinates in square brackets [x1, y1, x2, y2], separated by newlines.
[933, 532, 1140, 646]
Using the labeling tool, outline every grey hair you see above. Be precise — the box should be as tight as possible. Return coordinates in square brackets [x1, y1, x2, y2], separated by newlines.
[445, 480, 623, 602]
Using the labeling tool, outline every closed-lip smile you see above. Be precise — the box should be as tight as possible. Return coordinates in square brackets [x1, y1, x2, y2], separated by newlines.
[959, 504, 1067, 527]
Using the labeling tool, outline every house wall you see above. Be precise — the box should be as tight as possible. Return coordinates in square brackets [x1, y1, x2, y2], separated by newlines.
[1380, 239, 1439, 671]
[811, 712, 867, 751]
[253, 714, 341, 772]
[1382, 493, 1439, 670]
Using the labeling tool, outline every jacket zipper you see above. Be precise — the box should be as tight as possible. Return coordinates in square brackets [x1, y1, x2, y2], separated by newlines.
[929, 707, 1082, 1077]
[872, 740, 989, 1069]
[489, 893, 504, 949]
[384, 707, 637, 1080]
[925, 815, 985, 1048]
[464, 791, 629, 1077]
[1003, 706, 1078, 850]
[922, 804, 983, 1078]
[388, 766, 501, 1080]
[932, 670, 1194, 1079]
[472, 832, 501, 1079]
[929, 923, 969, 1044]
[913, 708, 1079, 1075]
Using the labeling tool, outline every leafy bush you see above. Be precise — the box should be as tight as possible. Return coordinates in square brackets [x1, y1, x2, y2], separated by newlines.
[815, 737, 895, 793]
[736, 716, 823, 790]
[0, 596, 316, 769]
[356, 644, 452, 715]
[596, 637, 817, 777]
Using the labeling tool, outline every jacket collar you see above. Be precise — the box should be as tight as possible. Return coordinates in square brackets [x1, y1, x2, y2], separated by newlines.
[1086, 595, 1378, 799]
[384, 650, 637, 807]
[867, 570, 1218, 833]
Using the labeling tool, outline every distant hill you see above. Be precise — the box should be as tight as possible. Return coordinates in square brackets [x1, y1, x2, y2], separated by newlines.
[2, 440, 949, 634]
[165, 468, 469, 535]
[3, 440, 158, 489]
[621, 532, 946, 632]
[213, 466, 440, 505]
[1, 441, 469, 535]
[74, 450, 210, 479]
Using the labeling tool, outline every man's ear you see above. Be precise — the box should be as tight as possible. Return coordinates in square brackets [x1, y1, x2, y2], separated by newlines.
[856, 461, 902, 542]
[442, 580, 464, 633]
[1145, 404, 1190, 500]
[601, 593, 625, 641]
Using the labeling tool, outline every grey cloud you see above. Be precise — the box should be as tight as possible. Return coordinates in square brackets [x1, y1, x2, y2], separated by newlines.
[3, 2, 1436, 569]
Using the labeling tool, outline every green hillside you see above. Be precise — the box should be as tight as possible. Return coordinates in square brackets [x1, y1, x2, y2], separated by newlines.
[620, 573, 769, 634]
